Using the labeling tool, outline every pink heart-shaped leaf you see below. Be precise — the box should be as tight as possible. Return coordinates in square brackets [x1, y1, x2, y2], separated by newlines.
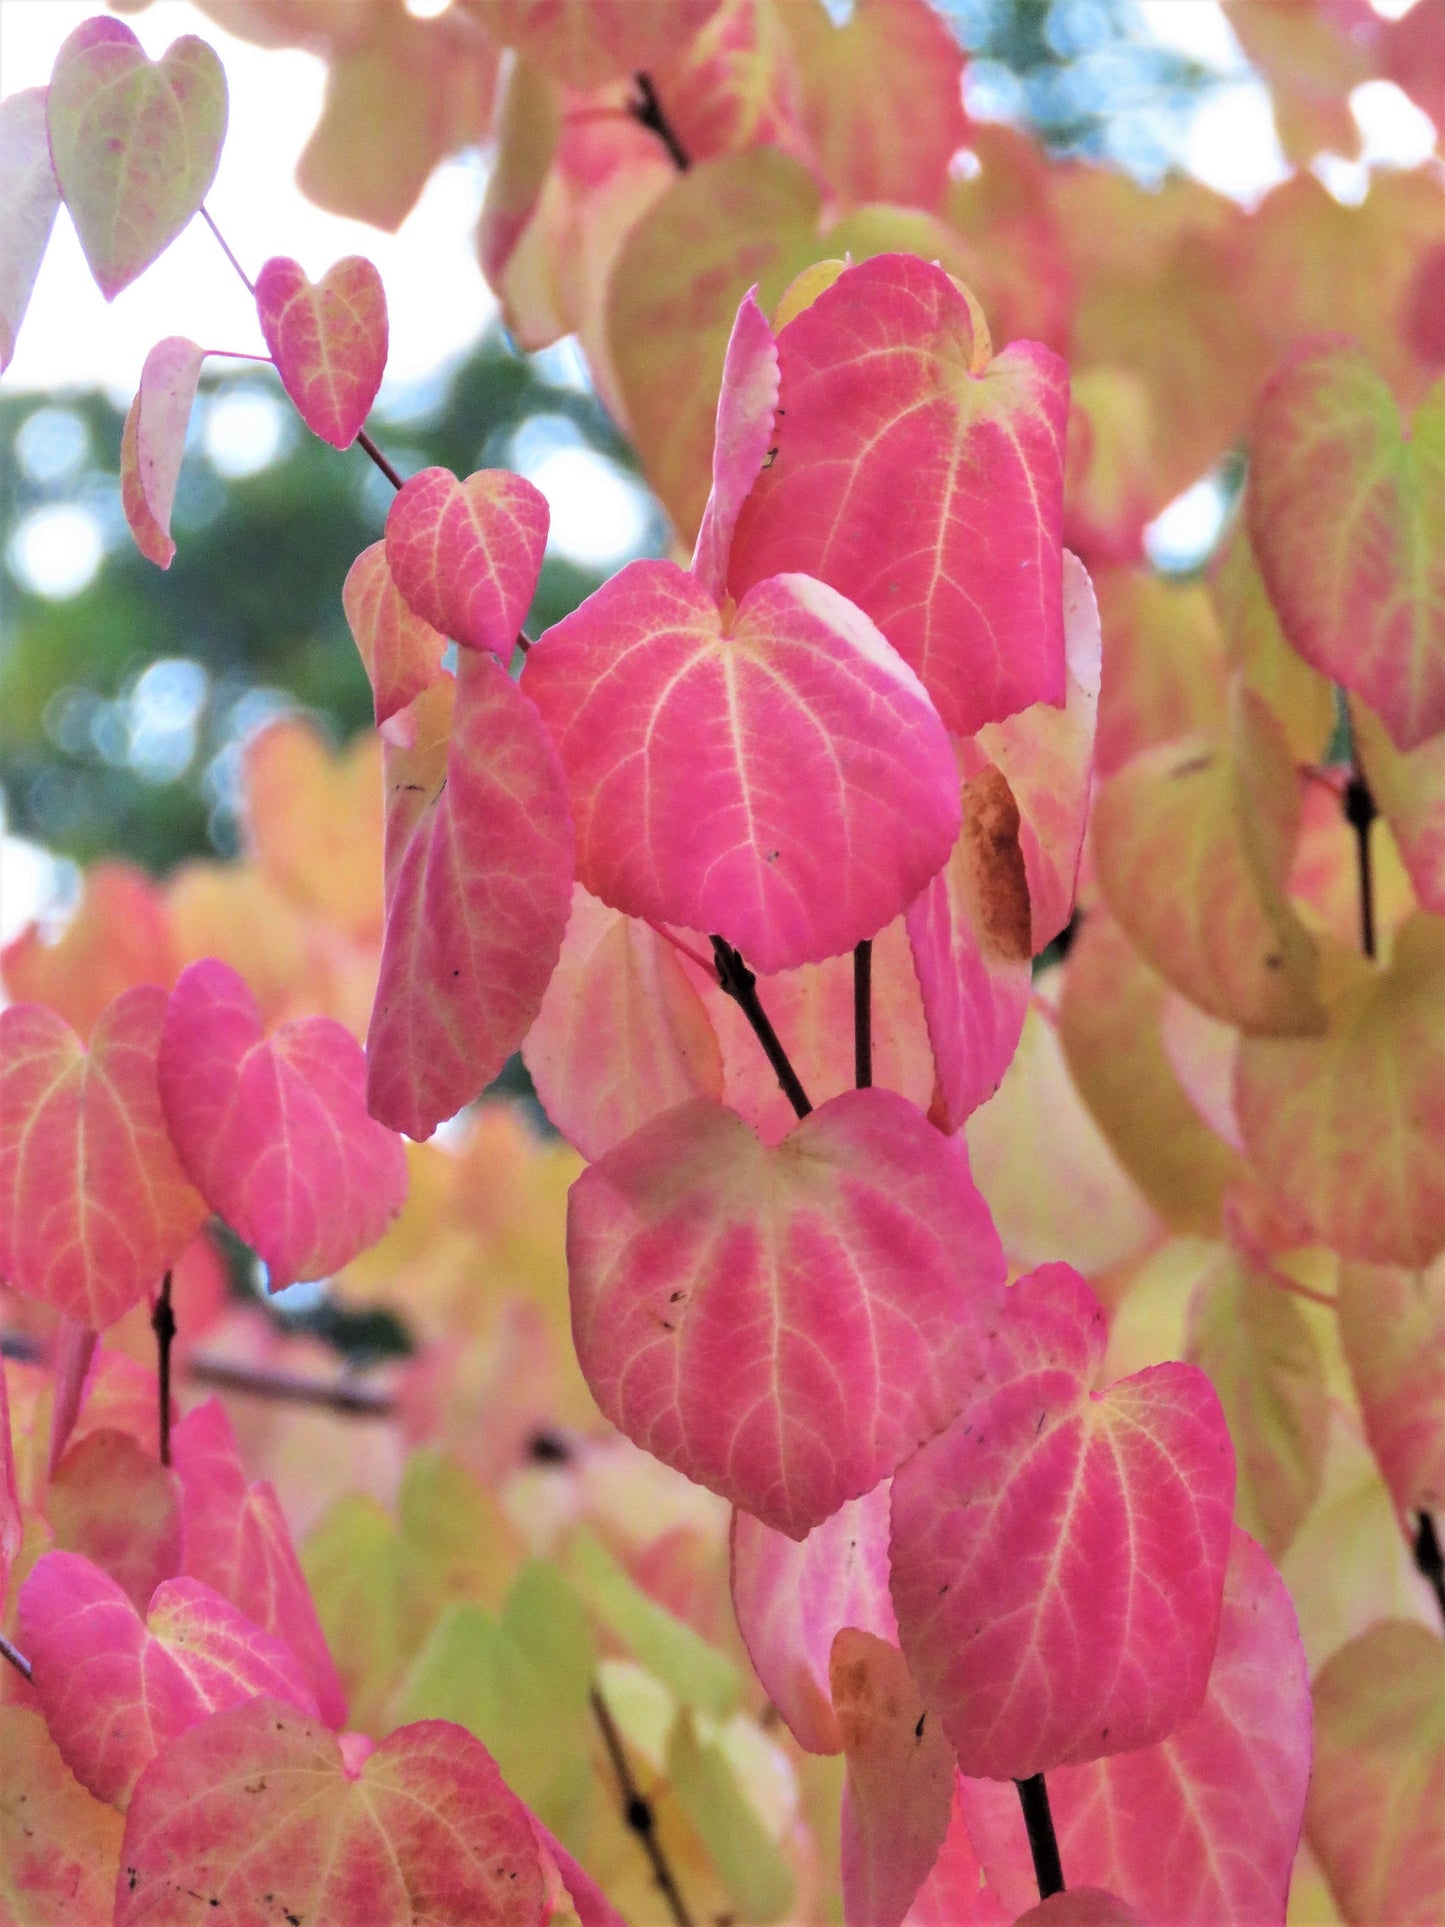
[159, 957, 407, 1288]
[256, 253, 388, 450]
[19, 1550, 319, 1809]
[730, 1480, 897, 1756]
[46, 18, 227, 301]
[115, 1699, 547, 1927]
[890, 1262, 1236, 1780]
[341, 540, 448, 728]
[172, 1399, 346, 1727]
[384, 464, 549, 656]
[120, 335, 204, 569]
[691, 287, 779, 602]
[0, 87, 61, 373]
[568, 1088, 1007, 1538]
[957, 1530, 1309, 1927]
[525, 558, 961, 974]
[0, 988, 206, 1328]
[366, 653, 575, 1141]
[729, 252, 1070, 736]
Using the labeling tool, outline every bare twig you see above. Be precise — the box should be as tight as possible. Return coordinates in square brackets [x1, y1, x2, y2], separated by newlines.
[630, 73, 690, 171]
[590, 1686, 695, 1927]
[710, 937, 812, 1119]
[186, 1352, 395, 1417]
[152, 1272, 175, 1467]
[854, 938, 873, 1088]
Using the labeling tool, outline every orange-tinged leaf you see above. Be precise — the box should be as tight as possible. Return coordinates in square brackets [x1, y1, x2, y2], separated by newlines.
[1092, 685, 1323, 1034]
[651, 0, 814, 170]
[1353, 699, 1445, 918]
[115, 1699, 548, 1927]
[0, 860, 176, 1040]
[19, 1550, 319, 1808]
[47, 1428, 181, 1613]
[780, 0, 965, 211]
[1093, 568, 1229, 779]
[830, 1629, 957, 1927]
[0, 1705, 123, 1923]
[1186, 1248, 1329, 1557]
[1307, 1621, 1445, 1927]
[1209, 521, 1337, 768]
[119, 335, 204, 570]
[255, 253, 387, 450]
[241, 718, 383, 941]
[1337, 1256, 1445, 1516]
[470, 0, 723, 90]
[1058, 910, 1245, 1235]
[1226, 0, 1375, 165]
[477, 54, 562, 301]
[1235, 915, 1445, 1267]
[1250, 342, 1445, 752]
[45, 18, 226, 300]
[523, 888, 723, 1162]
[0, 87, 61, 374]
[341, 540, 449, 730]
[1063, 367, 1155, 568]
[0, 989, 206, 1328]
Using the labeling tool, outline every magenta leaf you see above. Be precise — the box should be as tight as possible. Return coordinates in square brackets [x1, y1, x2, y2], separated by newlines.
[19, 1549, 319, 1809]
[366, 655, 575, 1141]
[256, 253, 388, 450]
[729, 253, 1070, 736]
[45, 18, 226, 301]
[341, 540, 448, 728]
[889, 1263, 1236, 1779]
[730, 1479, 897, 1755]
[172, 1399, 346, 1727]
[525, 559, 961, 973]
[0, 1360, 18, 1603]
[958, 1531, 1309, 1927]
[0, 87, 61, 373]
[120, 335, 204, 569]
[568, 1088, 1007, 1538]
[159, 957, 407, 1288]
[384, 464, 549, 656]
[691, 287, 780, 602]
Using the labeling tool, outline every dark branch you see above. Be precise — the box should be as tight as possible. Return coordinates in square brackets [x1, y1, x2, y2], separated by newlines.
[1414, 1511, 1445, 1628]
[1015, 1773, 1065, 1900]
[357, 428, 404, 492]
[854, 939, 873, 1088]
[590, 1686, 695, 1927]
[630, 72, 690, 171]
[186, 1353, 395, 1417]
[711, 937, 812, 1119]
[1343, 769, 1378, 961]
[151, 1272, 176, 1468]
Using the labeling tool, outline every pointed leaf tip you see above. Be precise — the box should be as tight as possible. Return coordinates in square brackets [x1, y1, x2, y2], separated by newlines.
[121, 336, 204, 569]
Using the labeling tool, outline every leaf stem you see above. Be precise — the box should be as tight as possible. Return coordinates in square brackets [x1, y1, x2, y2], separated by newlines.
[0, 1633, 32, 1682]
[1343, 768, 1377, 961]
[151, 1272, 175, 1468]
[854, 939, 873, 1088]
[201, 204, 254, 293]
[710, 937, 812, 1118]
[1414, 1511, 1445, 1628]
[1015, 1773, 1066, 1900]
[590, 1685, 695, 1927]
[630, 73, 690, 171]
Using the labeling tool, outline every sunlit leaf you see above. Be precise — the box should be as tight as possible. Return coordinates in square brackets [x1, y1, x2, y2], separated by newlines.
[46, 18, 226, 300]
[384, 466, 548, 657]
[569, 1089, 1006, 1537]
[890, 1263, 1235, 1779]
[0, 88, 61, 373]
[0, 989, 206, 1327]
[0, 1706, 123, 1924]
[255, 253, 387, 450]
[241, 720, 383, 944]
[1093, 568, 1229, 779]
[119, 336, 204, 569]
[0, 861, 176, 1043]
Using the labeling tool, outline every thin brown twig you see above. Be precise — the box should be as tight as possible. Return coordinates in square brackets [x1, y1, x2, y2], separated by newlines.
[854, 938, 873, 1088]
[590, 1686, 695, 1927]
[0, 1633, 33, 1682]
[186, 1352, 395, 1416]
[630, 73, 690, 171]
[151, 1271, 175, 1467]
[710, 936, 811, 1118]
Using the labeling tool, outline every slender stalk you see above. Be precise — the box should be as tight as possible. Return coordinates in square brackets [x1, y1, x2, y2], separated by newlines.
[1414, 1512, 1445, 1628]
[0, 1633, 32, 1682]
[151, 1272, 175, 1468]
[630, 73, 690, 171]
[200, 205, 403, 494]
[590, 1686, 695, 1927]
[187, 1352, 394, 1417]
[853, 939, 873, 1088]
[1343, 769, 1377, 961]
[1015, 1773, 1065, 1900]
[710, 937, 812, 1118]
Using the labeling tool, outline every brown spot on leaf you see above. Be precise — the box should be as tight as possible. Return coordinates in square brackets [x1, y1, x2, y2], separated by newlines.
[960, 765, 1032, 962]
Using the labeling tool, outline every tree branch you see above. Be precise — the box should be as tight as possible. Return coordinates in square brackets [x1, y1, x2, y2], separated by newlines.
[710, 937, 812, 1118]
[630, 73, 690, 171]
[590, 1686, 695, 1927]
[1015, 1773, 1066, 1900]
[186, 1352, 396, 1416]
[854, 939, 873, 1088]
[1414, 1511, 1445, 1629]
[151, 1272, 175, 1468]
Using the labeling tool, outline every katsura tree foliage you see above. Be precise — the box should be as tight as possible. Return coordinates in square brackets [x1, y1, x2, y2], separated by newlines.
[0, 3, 1443, 1925]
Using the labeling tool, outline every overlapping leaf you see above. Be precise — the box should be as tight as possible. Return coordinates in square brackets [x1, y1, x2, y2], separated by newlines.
[690, 287, 779, 601]
[366, 655, 574, 1141]
[115, 1699, 548, 1927]
[341, 539, 449, 728]
[1337, 1257, 1445, 1517]
[1250, 342, 1445, 752]
[255, 253, 387, 449]
[568, 1089, 1006, 1537]
[384, 465, 549, 657]
[0, 1707, 123, 1924]
[1, 861, 176, 1039]
[729, 252, 1069, 736]
[45, 18, 227, 300]
[890, 1262, 1235, 1779]
[0, 988, 206, 1327]
[525, 559, 960, 974]
[470, 0, 723, 89]
[1353, 700, 1445, 917]
[120, 336, 204, 569]
[48, 1428, 182, 1613]
[0, 87, 60, 372]
[19, 1550, 319, 1808]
